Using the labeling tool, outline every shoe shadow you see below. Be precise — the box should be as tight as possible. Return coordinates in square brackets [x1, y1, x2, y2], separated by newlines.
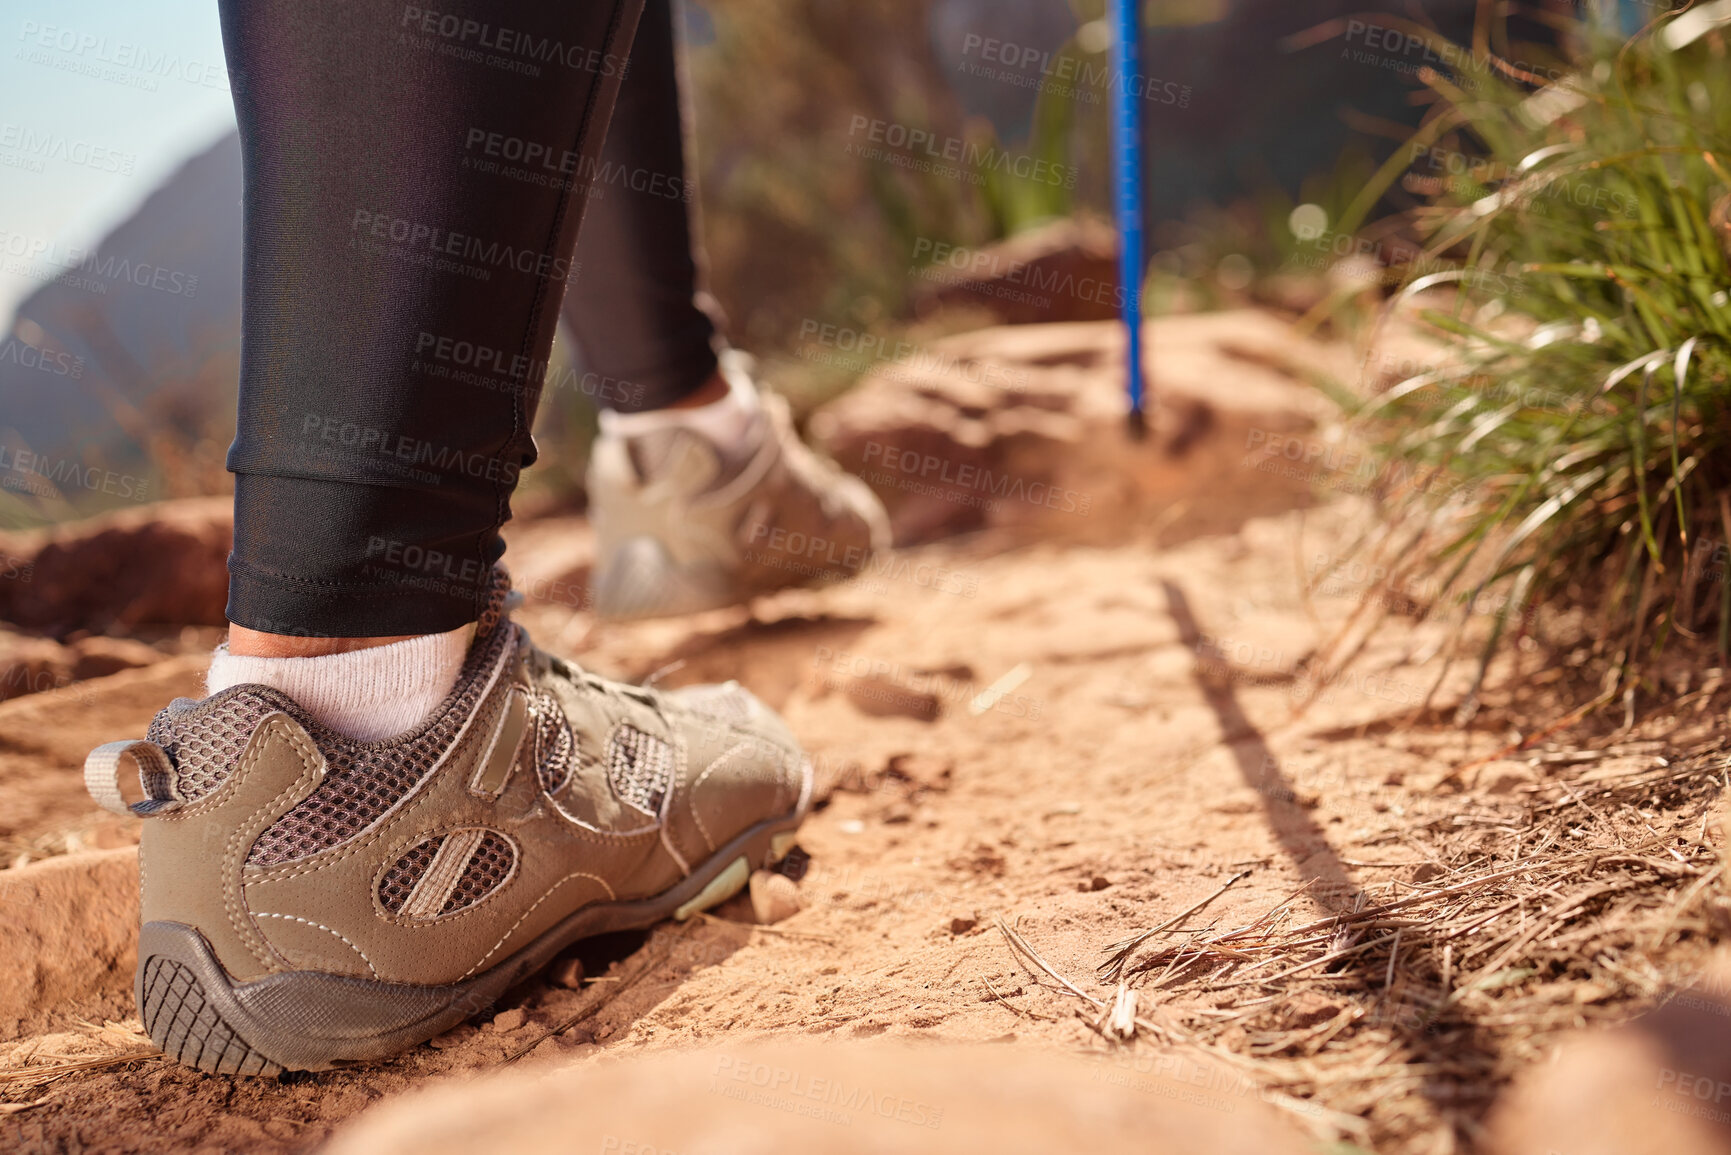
[627, 613, 878, 710]
[475, 913, 761, 1063]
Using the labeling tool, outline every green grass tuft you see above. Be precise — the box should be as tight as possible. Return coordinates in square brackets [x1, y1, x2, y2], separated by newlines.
[1344, 8, 1731, 705]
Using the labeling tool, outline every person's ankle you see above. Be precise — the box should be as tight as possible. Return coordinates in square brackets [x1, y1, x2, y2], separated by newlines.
[209, 623, 476, 741]
[598, 365, 761, 456]
[227, 625, 422, 658]
[660, 370, 729, 410]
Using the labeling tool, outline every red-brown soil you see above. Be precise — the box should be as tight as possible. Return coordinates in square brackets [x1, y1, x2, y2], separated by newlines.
[0, 316, 1725, 1154]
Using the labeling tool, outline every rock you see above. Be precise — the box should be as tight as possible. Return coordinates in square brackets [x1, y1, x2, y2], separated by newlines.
[748, 870, 801, 925]
[0, 655, 207, 846]
[843, 674, 941, 721]
[0, 630, 165, 704]
[0, 497, 231, 634]
[809, 312, 1338, 547]
[69, 635, 165, 680]
[908, 216, 1121, 326]
[1486, 961, 1731, 1155]
[949, 914, 978, 935]
[0, 848, 140, 1038]
[883, 801, 915, 824]
[323, 1041, 1314, 1155]
[0, 630, 74, 703]
[490, 1007, 526, 1033]
[549, 955, 585, 989]
[1089, 876, 1111, 892]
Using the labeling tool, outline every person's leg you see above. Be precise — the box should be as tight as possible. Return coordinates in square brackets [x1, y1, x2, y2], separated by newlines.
[563, 0, 890, 620]
[221, 0, 642, 649]
[562, 0, 725, 414]
[89, 0, 814, 1076]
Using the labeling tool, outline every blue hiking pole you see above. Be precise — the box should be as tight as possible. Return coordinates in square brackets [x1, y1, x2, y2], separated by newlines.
[1110, 0, 1146, 439]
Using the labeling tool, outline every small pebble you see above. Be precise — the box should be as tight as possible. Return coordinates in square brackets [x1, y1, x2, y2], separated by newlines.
[949, 914, 978, 935]
[749, 869, 802, 924]
[550, 956, 585, 989]
[491, 1007, 526, 1032]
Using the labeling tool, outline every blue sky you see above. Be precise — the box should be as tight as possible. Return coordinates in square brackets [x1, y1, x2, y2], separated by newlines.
[0, 0, 237, 329]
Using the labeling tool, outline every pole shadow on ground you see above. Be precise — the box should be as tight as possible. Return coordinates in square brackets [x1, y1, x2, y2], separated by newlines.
[1161, 578, 1498, 1139]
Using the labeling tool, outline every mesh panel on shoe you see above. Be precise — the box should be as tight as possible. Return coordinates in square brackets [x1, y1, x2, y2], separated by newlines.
[440, 831, 515, 915]
[246, 624, 516, 867]
[147, 693, 278, 804]
[377, 835, 445, 914]
[527, 687, 576, 795]
[606, 725, 673, 816]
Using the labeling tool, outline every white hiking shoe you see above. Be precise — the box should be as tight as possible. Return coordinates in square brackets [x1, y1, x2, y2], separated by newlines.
[586, 353, 890, 620]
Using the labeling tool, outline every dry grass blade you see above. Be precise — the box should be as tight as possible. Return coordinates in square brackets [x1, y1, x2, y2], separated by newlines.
[0, 1050, 158, 1084]
[1099, 869, 1251, 981]
[1104, 982, 1137, 1043]
[998, 917, 1103, 1007]
[1075, 713, 1730, 1153]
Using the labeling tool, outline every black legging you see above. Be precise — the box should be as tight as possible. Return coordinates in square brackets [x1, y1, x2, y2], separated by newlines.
[565, 0, 720, 415]
[220, 0, 713, 638]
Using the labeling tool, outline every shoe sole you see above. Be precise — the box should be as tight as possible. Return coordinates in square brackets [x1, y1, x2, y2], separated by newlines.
[137, 805, 806, 1075]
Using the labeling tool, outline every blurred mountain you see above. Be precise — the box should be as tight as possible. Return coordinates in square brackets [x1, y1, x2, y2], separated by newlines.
[1, 133, 243, 489]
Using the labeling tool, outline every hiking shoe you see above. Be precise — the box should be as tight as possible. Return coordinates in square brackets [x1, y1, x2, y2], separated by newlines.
[84, 579, 810, 1074]
[587, 351, 890, 620]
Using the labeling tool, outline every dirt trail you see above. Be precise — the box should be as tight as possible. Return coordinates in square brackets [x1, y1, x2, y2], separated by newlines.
[0, 316, 1726, 1154]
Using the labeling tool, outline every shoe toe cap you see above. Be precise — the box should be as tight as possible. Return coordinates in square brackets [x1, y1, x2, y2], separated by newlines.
[665, 682, 806, 855]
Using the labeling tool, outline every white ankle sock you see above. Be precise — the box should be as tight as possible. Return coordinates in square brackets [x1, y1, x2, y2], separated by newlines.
[205, 625, 474, 742]
[598, 362, 761, 452]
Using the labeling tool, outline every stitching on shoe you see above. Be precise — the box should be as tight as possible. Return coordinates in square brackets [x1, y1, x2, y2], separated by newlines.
[228, 716, 325, 973]
[545, 792, 661, 839]
[253, 912, 378, 977]
[656, 775, 690, 876]
[151, 707, 287, 826]
[687, 740, 755, 854]
[245, 639, 520, 874]
[457, 869, 618, 980]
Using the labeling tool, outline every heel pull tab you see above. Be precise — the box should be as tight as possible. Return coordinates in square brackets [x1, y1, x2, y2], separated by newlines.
[86, 740, 183, 817]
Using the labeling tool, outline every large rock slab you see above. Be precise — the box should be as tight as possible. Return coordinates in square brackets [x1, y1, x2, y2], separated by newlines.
[0, 655, 206, 850]
[0, 496, 231, 633]
[326, 1040, 1313, 1155]
[907, 216, 1121, 325]
[0, 628, 167, 703]
[1487, 962, 1731, 1155]
[810, 311, 1346, 546]
[0, 848, 139, 1039]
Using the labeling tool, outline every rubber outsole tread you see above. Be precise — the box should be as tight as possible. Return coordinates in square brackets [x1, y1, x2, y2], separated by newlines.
[140, 956, 282, 1076]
